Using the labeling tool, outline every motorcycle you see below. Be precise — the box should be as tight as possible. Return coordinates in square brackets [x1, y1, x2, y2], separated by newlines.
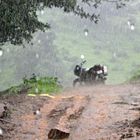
[73, 57, 108, 87]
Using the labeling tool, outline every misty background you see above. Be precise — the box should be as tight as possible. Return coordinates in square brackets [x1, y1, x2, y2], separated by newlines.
[0, 1, 140, 91]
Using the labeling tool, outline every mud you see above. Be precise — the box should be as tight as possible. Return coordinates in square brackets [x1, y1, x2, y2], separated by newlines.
[0, 84, 140, 140]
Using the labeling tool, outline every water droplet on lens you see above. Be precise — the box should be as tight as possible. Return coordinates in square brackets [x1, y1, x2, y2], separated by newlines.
[36, 76, 40, 81]
[0, 128, 3, 135]
[35, 88, 39, 93]
[35, 110, 41, 115]
[84, 29, 88, 36]
[113, 52, 117, 58]
[127, 20, 131, 26]
[38, 40, 41, 44]
[36, 54, 39, 59]
[0, 48, 3, 56]
[127, 20, 135, 31]
[81, 55, 85, 59]
[41, 10, 44, 15]
[130, 24, 135, 31]
[7, 48, 10, 53]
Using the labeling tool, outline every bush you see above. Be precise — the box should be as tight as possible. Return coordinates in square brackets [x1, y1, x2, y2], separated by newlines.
[129, 69, 140, 83]
[0, 75, 62, 96]
[23, 75, 62, 94]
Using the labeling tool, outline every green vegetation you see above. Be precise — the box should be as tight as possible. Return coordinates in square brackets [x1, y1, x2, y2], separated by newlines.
[41, 5, 140, 85]
[24, 76, 62, 94]
[0, 0, 129, 45]
[0, 76, 62, 96]
[129, 69, 140, 83]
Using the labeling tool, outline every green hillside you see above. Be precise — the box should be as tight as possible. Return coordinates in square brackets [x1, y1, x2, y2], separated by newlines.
[38, 5, 140, 84]
[0, 2, 140, 90]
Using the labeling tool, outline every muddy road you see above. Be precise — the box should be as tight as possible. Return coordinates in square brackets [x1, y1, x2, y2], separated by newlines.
[1, 84, 140, 140]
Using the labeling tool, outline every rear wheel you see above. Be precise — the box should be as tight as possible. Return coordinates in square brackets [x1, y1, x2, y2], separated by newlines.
[73, 78, 82, 87]
[99, 80, 105, 85]
[95, 78, 105, 85]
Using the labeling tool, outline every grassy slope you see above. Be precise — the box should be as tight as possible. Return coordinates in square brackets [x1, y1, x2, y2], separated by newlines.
[39, 7, 140, 84]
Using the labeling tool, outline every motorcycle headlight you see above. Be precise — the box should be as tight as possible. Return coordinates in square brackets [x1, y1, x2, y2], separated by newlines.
[97, 70, 102, 74]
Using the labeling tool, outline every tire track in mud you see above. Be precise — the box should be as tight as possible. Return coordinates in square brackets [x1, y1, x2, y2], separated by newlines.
[69, 93, 124, 139]
[66, 85, 140, 140]
[13, 95, 89, 140]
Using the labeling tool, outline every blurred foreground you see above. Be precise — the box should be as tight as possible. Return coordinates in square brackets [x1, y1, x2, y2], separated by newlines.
[1, 84, 140, 140]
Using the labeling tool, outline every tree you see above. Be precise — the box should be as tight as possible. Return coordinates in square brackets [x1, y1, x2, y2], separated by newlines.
[0, 0, 129, 46]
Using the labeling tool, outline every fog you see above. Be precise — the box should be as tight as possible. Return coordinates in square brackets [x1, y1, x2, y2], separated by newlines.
[0, 1, 140, 90]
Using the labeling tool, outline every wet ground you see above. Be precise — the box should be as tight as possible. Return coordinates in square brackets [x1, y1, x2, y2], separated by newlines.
[1, 84, 140, 140]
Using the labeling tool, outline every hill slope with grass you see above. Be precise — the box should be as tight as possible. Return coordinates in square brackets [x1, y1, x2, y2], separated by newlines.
[0, 2, 140, 91]
[40, 3, 140, 84]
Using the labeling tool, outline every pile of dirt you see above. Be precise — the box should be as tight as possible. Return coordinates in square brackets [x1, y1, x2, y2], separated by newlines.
[0, 94, 50, 140]
[111, 118, 140, 139]
[47, 95, 90, 139]
[0, 93, 89, 140]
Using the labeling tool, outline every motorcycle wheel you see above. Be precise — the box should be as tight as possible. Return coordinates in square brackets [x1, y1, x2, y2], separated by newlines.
[73, 78, 82, 87]
[96, 79, 105, 85]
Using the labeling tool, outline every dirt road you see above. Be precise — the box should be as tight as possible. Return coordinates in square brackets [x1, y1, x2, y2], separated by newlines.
[1, 84, 140, 140]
